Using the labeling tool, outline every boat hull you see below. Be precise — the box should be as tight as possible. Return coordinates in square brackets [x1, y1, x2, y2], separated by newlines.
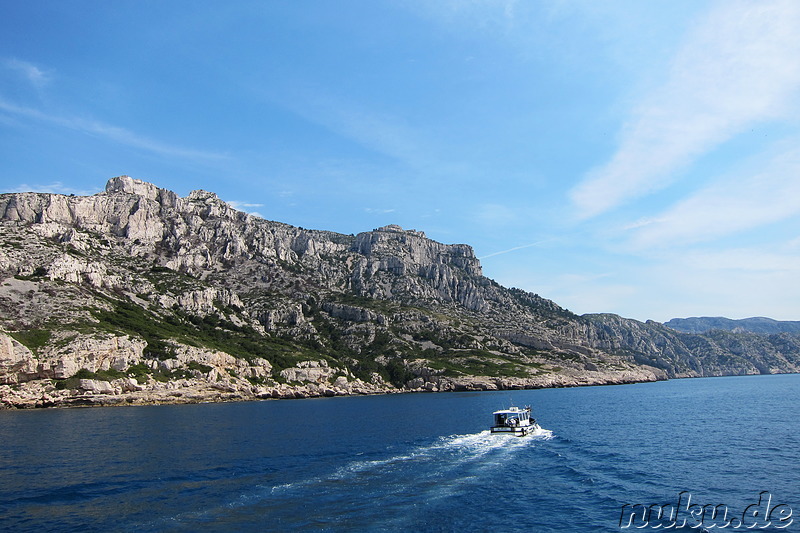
[490, 424, 539, 437]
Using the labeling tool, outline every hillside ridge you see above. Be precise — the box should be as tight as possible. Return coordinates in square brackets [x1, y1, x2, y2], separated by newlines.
[665, 316, 800, 335]
[1, 176, 798, 408]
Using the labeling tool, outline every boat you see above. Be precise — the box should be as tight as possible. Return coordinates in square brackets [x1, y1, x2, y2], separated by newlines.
[490, 405, 540, 436]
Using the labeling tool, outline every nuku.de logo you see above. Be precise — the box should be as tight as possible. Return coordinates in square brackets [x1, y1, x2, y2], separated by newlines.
[619, 491, 793, 529]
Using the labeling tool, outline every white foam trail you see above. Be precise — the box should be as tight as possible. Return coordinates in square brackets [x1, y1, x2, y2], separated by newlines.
[531, 427, 554, 440]
[442, 427, 554, 449]
[328, 452, 423, 479]
[329, 427, 555, 484]
[172, 427, 556, 525]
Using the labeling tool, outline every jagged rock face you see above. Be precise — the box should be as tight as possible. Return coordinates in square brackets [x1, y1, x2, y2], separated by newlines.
[322, 302, 387, 324]
[0, 332, 35, 384]
[2, 178, 174, 243]
[0, 178, 494, 313]
[351, 224, 481, 277]
[0, 176, 798, 408]
[349, 226, 488, 311]
[49, 335, 148, 379]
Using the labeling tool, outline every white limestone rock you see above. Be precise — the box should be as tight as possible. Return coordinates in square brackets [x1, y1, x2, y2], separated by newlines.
[0, 331, 37, 385]
[47, 335, 147, 379]
[78, 379, 115, 394]
[279, 360, 338, 383]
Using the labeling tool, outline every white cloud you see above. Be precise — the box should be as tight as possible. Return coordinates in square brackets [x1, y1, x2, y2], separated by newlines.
[570, 0, 800, 218]
[225, 200, 265, 218]
[286, 93, 432, 170]
[627, 145, 800, 248]
[479, 239, 549, 260]
[539, 272, 638, 317]
[2, 58, 50, 88]
[0, 96, 229, 162]
[622, 217, 667, 231]
[334, 110, 417, 163]
[476, 203, 519, 226]
[682, 248, 800, 273]
[9, 181, 99, 196]
[227, 201, 264, 210]
[364, 207, 396, 214]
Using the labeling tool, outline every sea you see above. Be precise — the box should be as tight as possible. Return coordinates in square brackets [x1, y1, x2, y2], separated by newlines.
[1, 374, 798, 532]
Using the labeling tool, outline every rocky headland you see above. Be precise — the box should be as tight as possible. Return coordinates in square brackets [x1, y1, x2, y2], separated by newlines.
[1, 177, 798, 408]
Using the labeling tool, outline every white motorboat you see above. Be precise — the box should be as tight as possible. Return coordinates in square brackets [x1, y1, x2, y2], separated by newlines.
[490, 405, 540, 436]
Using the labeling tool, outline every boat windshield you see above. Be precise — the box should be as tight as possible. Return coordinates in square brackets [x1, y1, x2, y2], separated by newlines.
[494, 409, 530, 423]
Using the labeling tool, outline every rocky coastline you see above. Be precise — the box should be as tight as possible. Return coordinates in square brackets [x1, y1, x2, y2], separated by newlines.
[0, 365, 660, 410]
[1, 176, 797, 410]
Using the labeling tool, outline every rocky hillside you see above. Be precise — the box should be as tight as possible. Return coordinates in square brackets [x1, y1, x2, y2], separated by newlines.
[664, 316, 800, 335]
[1, 177, 798, 408]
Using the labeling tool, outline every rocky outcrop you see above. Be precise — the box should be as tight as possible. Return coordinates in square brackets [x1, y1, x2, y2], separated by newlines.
[0, 364, 396, 409]
[0, 331, 36, 384]
[49, 335, 147, 379]
[322, 302, 387, 324]
[349, 225, 487, 311]
[279, 360, 337, 383]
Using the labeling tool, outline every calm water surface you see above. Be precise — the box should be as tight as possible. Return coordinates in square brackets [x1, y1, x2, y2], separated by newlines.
[1, 374, 798, 532]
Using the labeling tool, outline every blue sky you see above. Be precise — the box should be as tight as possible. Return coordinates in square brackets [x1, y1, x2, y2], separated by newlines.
[2, 0, 800, 322]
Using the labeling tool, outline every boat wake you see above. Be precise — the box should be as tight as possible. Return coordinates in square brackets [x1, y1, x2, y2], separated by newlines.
[143, 427, 553, 530]
[144, 429, 553, 529]
[250, 428, 554, 524]
[441, 427, 554, 452]
[326, 427, 553, 480]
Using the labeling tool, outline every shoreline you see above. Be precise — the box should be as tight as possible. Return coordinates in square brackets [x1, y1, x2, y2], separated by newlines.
[2, 370, 665, 410]
[3, 368, 788, 411]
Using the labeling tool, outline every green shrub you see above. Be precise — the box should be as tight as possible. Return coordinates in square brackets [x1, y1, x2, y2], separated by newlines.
[70, 367, 126, 381]
[187, 361, 213, 373]
[9, 329, 51, 355]
[385, 359, 415, 387]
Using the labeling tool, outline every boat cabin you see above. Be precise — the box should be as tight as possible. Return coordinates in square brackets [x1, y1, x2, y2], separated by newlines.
[492, 406, 531, 427]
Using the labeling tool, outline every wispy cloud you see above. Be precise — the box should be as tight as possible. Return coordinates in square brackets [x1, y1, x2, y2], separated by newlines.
[479, 239, 549, 260]
[627, 145, 800, 248]
[477, 203, 520, 227]
[225, 200, 265, 219]
[364, 207, 396, 214]
[227, 201, 264, 210]
[682, 247, 800, 273]
[8, 181, 100, 196]
[2, 58, 50, 88]
[570, 0, 800, 219]
[0, 96, 230, 162]
[286, 93, 433, 170]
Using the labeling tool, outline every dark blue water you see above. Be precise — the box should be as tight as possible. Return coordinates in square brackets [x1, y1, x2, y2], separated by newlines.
[1, 374, 798, 532]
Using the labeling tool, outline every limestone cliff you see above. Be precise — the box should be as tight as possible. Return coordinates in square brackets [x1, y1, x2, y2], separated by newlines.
[0, 177, 797, 408]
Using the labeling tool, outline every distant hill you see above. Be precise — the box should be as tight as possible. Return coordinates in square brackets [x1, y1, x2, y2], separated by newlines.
[664, 317, 800, 334]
